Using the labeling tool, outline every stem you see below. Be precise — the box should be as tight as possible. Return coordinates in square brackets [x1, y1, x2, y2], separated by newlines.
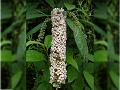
[56, 88, 58, 90]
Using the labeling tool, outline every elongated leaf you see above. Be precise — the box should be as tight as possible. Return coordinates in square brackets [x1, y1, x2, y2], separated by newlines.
[83, 71, 94, 90]
[94, 40, 108, 47]
[94, 50, 108, 62]
[27, 23, 43, 38]
[67, 18, 88, 60]
[66, 50, 79, 71]
[64, 3, 75, 10]
[12, 71, 22, 89]
[26, 9, 48, 20]
[80, 20, 106, 36]
[109, 70, 119, 88]
[90, 23, 106, 36]
[26, 41, 45, 48]
[85, 63, 94, 73]
[0, 40, 12, 47]
[67, 66, 78, 82]
[44, 35, 52, 49]
[88, 54, 94, 62]
[26, 50, 46, 62]
[43, 68, 50, 81]
[26, 3, 48, 20]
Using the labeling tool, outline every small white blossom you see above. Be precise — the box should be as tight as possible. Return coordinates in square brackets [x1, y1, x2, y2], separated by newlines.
[49, 8, 67, 88]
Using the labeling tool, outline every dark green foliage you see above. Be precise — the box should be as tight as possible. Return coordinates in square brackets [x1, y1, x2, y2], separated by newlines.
[1, 0, 119, 90]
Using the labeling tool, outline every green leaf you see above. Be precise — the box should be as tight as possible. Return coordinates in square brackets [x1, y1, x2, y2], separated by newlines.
[26, 41, 44, 48]
[67, 50, 79, 71]
[67, 18, 89, 60]
[26, 9, 48, 20]
[88, 54, 94, 62]
[43, 68, 50, 81]
[1, 50, 14, 62]
[67, 66, 78, 82]
[27, 23, 43, 38]
[45, 0, 55, 8]
[84, 63, 94, 73]
[94, 40, 108, 47]
[94, 50, 108, 62]
[26, 50, 46, 62]
[26, 3, 48, 20]
[0, 40, 12, 47]
[83, 71, 94, 90]
[111, 63, 119, 74]
[91, 23, 106, 36]
[12, 71, 22, 89]
[80, 20, 106, 36]
[109, 70, 119, 88]
[64, 3, 75, 10]
[44, 35, 52, 49]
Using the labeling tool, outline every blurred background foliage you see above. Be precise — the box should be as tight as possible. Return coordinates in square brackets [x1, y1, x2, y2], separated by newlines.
[0, 0, 119, 90]
[1, 0, 26, 89]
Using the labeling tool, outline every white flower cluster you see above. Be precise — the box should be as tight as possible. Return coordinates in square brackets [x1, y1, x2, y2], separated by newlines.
[49, 8, 67, 88]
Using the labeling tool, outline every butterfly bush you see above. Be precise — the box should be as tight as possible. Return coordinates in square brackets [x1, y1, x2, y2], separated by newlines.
[49, 8, 67, 88]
